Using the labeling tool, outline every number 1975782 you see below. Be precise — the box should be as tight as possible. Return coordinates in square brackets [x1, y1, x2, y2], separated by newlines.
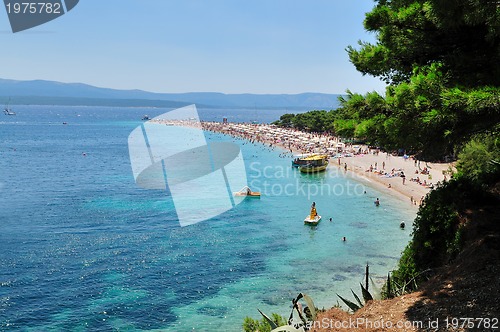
[6, 2, 62, 14]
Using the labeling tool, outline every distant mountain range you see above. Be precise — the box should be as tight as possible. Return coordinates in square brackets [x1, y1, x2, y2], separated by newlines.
[0, 78, 341, 110]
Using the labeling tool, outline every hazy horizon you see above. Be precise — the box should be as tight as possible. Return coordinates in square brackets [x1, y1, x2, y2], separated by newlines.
[0, 1, 386, 95]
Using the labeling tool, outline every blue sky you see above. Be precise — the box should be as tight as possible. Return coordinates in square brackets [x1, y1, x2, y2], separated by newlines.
[0, 0, 385, 94]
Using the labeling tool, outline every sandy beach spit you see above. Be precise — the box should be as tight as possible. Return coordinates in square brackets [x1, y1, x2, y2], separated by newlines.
[152, 119, 454, 205]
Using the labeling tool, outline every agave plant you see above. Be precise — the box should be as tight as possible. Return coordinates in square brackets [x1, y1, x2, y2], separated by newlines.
[384, 268, 431, 299]
[337, 282, 373, 312]
[255, 293, 318, 332]
[336, 264, 374, 312]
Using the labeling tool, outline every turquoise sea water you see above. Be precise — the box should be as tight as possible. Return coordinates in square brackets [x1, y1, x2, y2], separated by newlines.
[0, 106, 416, 331]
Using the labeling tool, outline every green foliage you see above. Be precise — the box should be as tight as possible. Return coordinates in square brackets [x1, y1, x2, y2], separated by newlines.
[411, 183, 462, 269]
[337, 293, 361, 312]
[360, 283, 373, 302]
[385, 273, 392, 299]
[351, 289, 363, 308]
[387, 136, 499, 293]
[258, 309, 279, 330]
[337, 284, 375, 312]
[341, 0, 500, 158]
[243, 312, 287, 332]
[333, 90, 389, 144]
[390, 176, 497, 292]
[292, 110, 334, 132]
[389, 244, 418, 293]
[456, 135, 500, 184]
[348, 0, 500, 86]
[333, 118, 356, 138]
[273, 113, 296, 128]
[243, 316, 260, 332]
[273, 111, 337, 133]
[337, 268, 374, 312]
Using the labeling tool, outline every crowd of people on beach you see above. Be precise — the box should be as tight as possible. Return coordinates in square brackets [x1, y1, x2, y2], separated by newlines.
[200, 121, 347, 156]
[362, 154, 438, 190]
[151, 119, 444, 206]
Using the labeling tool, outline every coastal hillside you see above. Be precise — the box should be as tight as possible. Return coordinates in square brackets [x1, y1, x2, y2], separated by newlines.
[314, 183, 500, 331]
[0, 78, 341, 109]
[312, 0, 500, 329]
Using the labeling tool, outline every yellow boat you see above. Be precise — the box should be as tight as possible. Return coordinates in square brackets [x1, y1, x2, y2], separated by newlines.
[298, 155, 329, 173]
[292, 153, 316, 167]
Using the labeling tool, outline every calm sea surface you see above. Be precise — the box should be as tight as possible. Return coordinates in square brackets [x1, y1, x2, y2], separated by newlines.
[0, 105, 415, 331]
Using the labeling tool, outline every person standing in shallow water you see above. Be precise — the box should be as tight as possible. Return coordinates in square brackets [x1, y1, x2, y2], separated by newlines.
[374, 198, 380, 206]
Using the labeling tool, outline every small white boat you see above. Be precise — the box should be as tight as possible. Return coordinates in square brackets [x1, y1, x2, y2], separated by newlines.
[304, 215, 321, 226]
[233, 186, 261, 198]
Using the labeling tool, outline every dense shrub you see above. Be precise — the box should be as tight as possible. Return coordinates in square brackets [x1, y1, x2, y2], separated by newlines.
[456, 135, 500, 185]
[390, 174, 498, 293]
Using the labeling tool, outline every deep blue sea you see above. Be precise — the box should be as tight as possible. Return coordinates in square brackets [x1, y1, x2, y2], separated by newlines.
[0, 105, 416, 331]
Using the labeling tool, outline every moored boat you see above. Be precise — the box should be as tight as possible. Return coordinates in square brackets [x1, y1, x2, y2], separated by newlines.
[298, 155, 329, 173]
[291, 153, 316, 167]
